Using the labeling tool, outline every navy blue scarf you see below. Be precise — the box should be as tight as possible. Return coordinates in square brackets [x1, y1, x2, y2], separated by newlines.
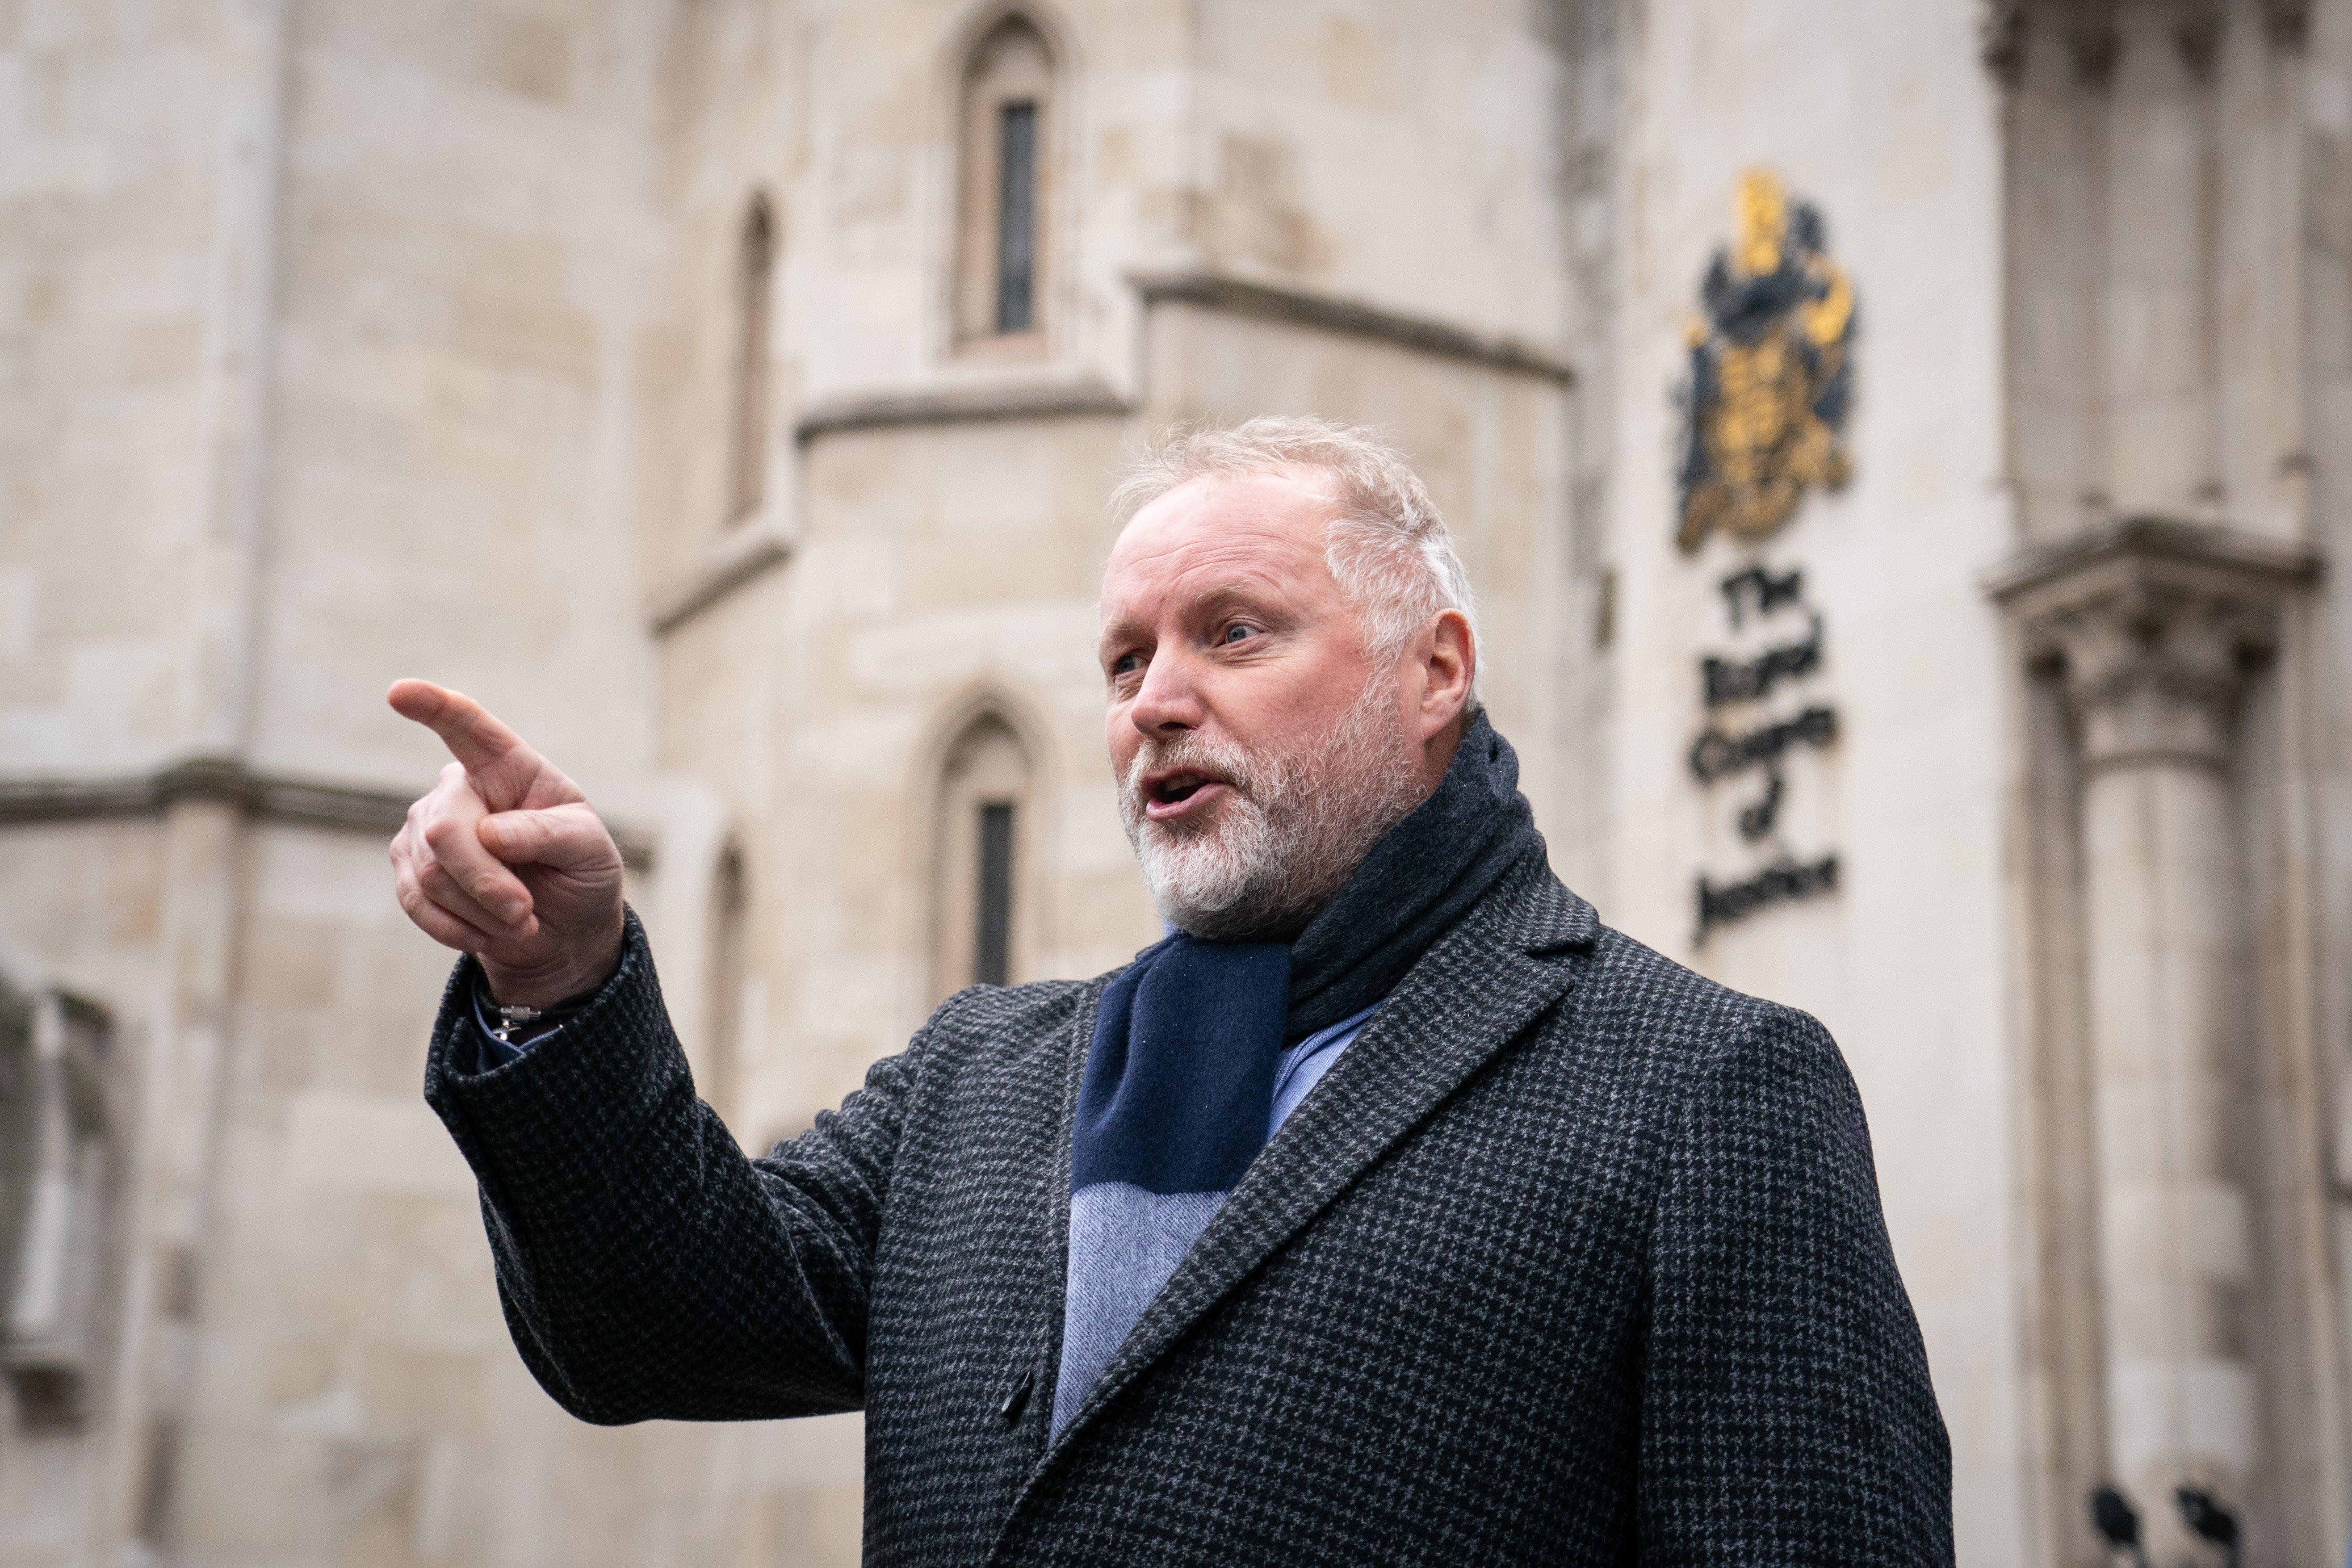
[1052, 713, 1544, 1432]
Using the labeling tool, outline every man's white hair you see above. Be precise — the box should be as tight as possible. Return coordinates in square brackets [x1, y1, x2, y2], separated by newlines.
[1109, 415, 1484, 705]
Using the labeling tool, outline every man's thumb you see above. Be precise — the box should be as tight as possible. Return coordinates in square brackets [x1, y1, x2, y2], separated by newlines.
[479, 804, 615, 871]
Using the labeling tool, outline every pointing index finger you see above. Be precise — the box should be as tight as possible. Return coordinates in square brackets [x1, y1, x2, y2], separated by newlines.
[387, 679, 531, 779]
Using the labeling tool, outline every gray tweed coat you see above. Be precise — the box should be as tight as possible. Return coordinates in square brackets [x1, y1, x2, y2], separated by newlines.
[423, 855, 1953, 1565]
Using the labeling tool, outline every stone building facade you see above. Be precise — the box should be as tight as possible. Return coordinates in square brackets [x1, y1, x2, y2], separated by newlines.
[3, 0, 2351, 1563]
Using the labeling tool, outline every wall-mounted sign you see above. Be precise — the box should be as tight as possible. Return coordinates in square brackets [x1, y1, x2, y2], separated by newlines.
[1677, 171, 1854, 942]
[1677, 169, 1856, 555]
[1689, 564, 1841, 942]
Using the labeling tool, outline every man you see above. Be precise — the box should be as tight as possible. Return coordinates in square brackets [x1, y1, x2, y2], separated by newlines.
[390, 418, 1952, 1564]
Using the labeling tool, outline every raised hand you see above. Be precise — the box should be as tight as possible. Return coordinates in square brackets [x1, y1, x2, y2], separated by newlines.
[387, 679, 626, 1008]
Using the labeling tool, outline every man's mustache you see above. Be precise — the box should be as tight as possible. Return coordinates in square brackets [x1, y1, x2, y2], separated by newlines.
[1122, 734, 1263, 821]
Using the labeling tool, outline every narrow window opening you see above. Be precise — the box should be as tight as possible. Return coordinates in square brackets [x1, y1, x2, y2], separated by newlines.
[974, 802, 1015, 985]
[954, 16, 1052, 346]
[996, 103, 1037, 333]
[931, 712, 1035, 1004]
[727, 196, 775, 522]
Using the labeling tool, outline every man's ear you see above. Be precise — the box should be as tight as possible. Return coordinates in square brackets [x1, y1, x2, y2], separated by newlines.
[1417, 609, 1476, 741]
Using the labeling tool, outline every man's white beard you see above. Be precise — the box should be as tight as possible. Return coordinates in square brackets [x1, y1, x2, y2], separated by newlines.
[1119, 673, 1427, 942]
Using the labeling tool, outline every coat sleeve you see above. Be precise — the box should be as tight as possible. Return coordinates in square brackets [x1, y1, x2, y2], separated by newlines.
[422, 909, 918, 1425]
[1638, 1003, 1954, 1564]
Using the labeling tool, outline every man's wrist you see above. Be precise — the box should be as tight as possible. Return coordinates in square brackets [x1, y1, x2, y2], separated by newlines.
[479, 924, 624, 1011]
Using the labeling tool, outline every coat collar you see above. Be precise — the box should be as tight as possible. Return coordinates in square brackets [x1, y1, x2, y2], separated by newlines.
[1032, 851, 1597, 1464]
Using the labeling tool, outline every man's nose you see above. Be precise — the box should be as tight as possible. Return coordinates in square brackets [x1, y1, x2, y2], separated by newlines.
[1128, 647, 1206, 736]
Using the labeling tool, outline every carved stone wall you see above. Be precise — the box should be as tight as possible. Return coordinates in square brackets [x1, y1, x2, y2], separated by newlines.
[1994, 0, 2314, 550]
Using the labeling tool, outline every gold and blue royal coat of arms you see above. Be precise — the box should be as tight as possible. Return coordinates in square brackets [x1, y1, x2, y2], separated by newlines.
[1677, 169, 1855, 554]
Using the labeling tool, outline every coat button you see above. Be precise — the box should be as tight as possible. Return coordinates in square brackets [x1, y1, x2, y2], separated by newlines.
[997, 1371, 1034, 1424]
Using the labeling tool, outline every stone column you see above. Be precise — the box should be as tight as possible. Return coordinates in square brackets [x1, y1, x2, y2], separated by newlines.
[1995, 519, 2318, 1559]
[2050, 579, 2266, 1553]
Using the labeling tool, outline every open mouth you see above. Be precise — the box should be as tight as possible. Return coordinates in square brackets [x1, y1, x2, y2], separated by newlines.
[1141, 769, 1232, 822]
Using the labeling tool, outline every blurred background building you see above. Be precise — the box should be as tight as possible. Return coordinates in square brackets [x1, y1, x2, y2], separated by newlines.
[4, 0, 2352, 1563]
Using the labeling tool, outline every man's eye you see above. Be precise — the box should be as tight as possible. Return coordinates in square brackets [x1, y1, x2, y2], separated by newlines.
[1112, 653, 1141, 676]
[1221, 624, 1254, 645]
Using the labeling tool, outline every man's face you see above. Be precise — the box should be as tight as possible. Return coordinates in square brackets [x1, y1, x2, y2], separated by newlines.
[1097, 470, 1424, 939]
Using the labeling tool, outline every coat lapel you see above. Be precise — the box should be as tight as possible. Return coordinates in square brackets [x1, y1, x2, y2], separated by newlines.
[1039, 857, 1598, 1458]
[1024, 975, 1100, 1418]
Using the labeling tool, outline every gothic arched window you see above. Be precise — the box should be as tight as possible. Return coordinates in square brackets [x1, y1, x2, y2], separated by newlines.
[727, 194, 776, 521]
[931, 713, 1035, 1002]
[954, 14, 1054, 347]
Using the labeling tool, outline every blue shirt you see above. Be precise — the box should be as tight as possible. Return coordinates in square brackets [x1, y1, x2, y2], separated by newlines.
[1267, 1003, 1382, 1137]
[470, 992, 532, 1069]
